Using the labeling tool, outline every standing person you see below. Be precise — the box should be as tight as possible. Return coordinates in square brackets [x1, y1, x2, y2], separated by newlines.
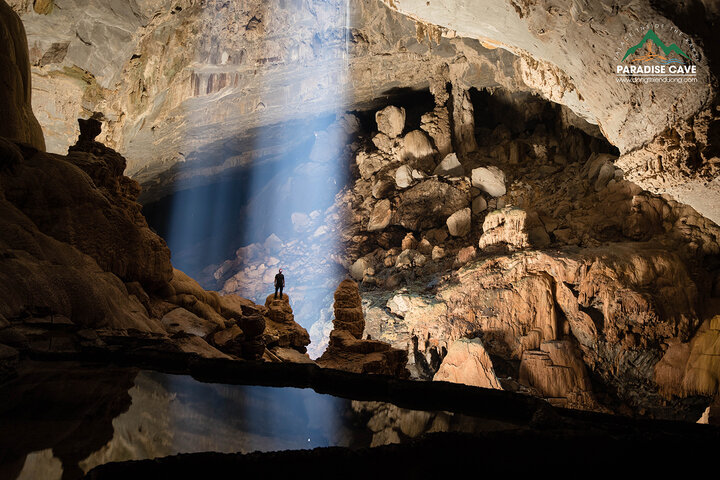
[274, 268, 285, 299]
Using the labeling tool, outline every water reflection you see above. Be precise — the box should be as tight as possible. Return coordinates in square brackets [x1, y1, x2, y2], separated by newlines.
[4, 368, 364, 479]
[2, 366, 517, 479]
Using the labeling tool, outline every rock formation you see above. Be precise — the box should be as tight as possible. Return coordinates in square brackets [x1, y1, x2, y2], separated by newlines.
[0, 0, 44, 150]
[317, 279, 408, 377]
[0, 4, 325, 373]
[263, 293, 311, 355]
[433, 337, 501, 390]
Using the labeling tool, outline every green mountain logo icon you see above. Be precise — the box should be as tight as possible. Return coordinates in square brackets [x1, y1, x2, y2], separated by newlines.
[621, 29, 690, 61]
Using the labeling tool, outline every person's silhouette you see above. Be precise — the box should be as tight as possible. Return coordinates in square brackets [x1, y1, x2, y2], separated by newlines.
[274, 268, 285, 299]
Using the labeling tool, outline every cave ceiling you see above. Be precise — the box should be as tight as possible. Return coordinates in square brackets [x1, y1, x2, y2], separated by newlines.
[9, 0, 720, 222]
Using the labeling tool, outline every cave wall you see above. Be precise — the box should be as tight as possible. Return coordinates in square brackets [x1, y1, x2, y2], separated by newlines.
[379, 0, 720, 225]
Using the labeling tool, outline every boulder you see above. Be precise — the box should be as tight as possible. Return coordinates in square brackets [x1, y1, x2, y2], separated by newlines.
[395, 249, 427, 268]
[368, 199, 392, 231]
[472, 196, 488, 215]
[455, 245, 476, 265]
[401, 130, 435, 169]
[431, 246, 446, 260]
[263, 233, 283, 254]
[372, 132, 394, 153]
[371, 176, 395, 199]
[401, 233, 418, 251]
[446, 208, 471, 237]
[433, 153, 464, 177]
[583, 152, 618, 181]
[417, 238, 433, 255]
[471, 166, 506, 197]
[395, 165, 414, 189]
[356, 151, 387, 179]
[291, 212, 310, 231]
[375, 105, 405, 138]
[433, 337, 502, 389]
[350, 257, 370, 281]
[594, 162, 616, 191]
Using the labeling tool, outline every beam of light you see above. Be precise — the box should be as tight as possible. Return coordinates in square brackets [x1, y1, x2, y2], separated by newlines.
[161, 0, 354, 451]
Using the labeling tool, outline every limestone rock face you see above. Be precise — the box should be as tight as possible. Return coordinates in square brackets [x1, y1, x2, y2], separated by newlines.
[0, 132, 178, 333]
[13, 0, 527, 199]
[656, 315, 720, 398]
[11, 0, 720, 224]
[379, 0, 718, 224]
[375, 105, 406, 139]
[379, 0, 713, 154]
[433, 337, 502, 390]
[471, 166, 506, 197]
[20, 137, 174, 290]
[317, 279, 408, 377]
[363, 239, 708, 413]
[519, 340, 597, 410]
